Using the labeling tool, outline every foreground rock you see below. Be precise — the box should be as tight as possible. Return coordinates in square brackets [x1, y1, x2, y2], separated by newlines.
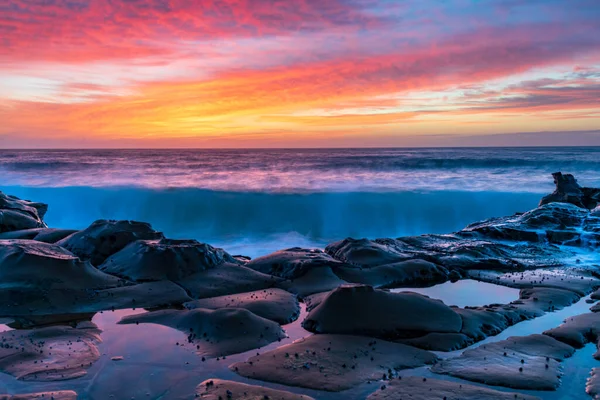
[230, 334, 437, 391]
[540, 172, 600, 210]
[0, 240, 192, 316]
[185, 288, 300, 324]
[302, 285, 462, 339]
[544, 312, 600, 348]
[56, 219, 164, 265]
[367, 376, 540, 400]
[196, 379, 314, 400]
[0, 326, 101, 381]
[119, 308, 285, 358]
[0, 239, 120, 290]
[0, 392, 78, 400]
[0, 192, 47, 233]
[400, 286, 580, 351]
[431, 334, 575, 390]
[587, 368, 600, 399]
[99, 238, 278, 299]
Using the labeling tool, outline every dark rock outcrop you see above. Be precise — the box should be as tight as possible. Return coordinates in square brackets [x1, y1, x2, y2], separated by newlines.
[0, 192, 47, 233]
[99, 238, 238, 282]
[56, 220, 164, 266]
[540, 172, 600, 210]
[302, 285, 462, 339]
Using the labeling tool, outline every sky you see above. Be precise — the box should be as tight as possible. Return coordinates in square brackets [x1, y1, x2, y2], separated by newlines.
[0, 0, 599, 148]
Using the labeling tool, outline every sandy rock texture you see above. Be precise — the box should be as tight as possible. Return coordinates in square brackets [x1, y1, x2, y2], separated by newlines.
[230, 334, 437, 391]
[196, 379, 314, 400]
[367, 376, 540, 400]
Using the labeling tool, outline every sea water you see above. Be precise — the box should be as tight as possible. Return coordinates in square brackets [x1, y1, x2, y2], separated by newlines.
[2, 147, 599, 257]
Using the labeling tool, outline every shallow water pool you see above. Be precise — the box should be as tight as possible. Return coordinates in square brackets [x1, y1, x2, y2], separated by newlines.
[391, 279, 521, 307]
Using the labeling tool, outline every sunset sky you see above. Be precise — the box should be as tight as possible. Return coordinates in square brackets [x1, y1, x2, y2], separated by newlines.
[1, 0, 599, 147]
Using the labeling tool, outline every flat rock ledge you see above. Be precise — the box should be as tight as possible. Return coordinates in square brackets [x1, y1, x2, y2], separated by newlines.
[196, 379, 314, 400]
[230, 334, 437, 392]
[367, 376, 540, 400]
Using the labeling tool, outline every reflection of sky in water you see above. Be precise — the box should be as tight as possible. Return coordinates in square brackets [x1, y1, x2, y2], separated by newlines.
[391, 280, 520, 308]
[0, 293, 598, 399]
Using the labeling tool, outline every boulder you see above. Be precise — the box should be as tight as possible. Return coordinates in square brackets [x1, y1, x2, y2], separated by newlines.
[302, 285, 462, 339]
[540, 172, 600, 209]
[0, 239, 120, 290]
[196, 379, 314, 400]
[325, 238, 412, 267]
[278, 266, 347, 298]
[230, 334, 437, 391]
[367, 376, 540, 400]
[119, 308, 285, 358]
[185, 288, 300, 324]
[0, 192, 46, 233]
[99, 238, 238, 282]
[56, 220, 164, 265]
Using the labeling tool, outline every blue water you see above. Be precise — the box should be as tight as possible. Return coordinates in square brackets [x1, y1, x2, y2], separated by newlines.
[1, 148, 599, 257]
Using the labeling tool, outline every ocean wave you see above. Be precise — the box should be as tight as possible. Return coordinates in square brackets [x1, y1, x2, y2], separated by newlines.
[2, 186, 541, 257]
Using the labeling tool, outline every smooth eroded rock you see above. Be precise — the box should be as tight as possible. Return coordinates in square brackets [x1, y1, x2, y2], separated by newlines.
[56, 220, 164, 265]
[246, 247, 347, 279]
[302, 285, 462, 339]
[196, 379, 314, 400]
[431, 334, 575, 390]
[0, 326, 101, 381]
[230, 334, 437, 391]
[119, 308, 285, 358]
[367, 376, 540, 400]
[185, 288, 300, 324]
[99, 238, 239, 282]
[0, 192, 46, 233]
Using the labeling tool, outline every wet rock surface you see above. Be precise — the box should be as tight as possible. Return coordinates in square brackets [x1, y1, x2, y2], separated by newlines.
[119, 307, 285, 358]
[431, 334, 575, 390]
[366, 376, 540, 400]
[99, 238, 239, 281]
[0, 326, 101, 381]
[56, 219, 164, 266]
[196, 379, 314, 400]
[184, 288, 300, 324]
[587, 367, 600, 399]
[230, 334, 437, 391]
[0, 391, 78, 400]
[540, 172, 600, 210]
[0, 175, 599, 398]
[246, 247, 347, 279]
[302, 285, 462, 339]
[0, 192, 47, 233]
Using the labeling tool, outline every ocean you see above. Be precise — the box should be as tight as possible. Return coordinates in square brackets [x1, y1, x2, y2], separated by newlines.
[2, 147, 599, 257]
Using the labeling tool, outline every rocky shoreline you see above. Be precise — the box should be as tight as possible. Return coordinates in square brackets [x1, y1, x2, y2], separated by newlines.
[1, 173, 600, 399]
